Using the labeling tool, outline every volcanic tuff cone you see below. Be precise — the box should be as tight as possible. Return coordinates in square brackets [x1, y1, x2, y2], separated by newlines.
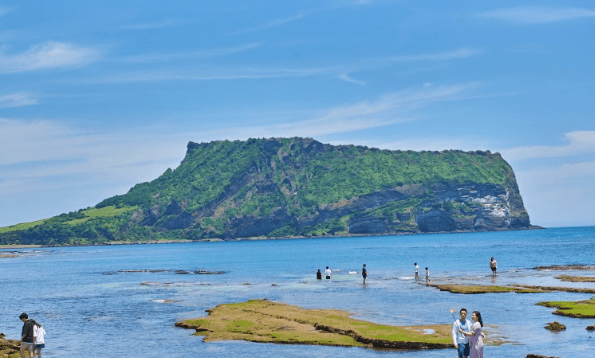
[0, 137, 533, 245]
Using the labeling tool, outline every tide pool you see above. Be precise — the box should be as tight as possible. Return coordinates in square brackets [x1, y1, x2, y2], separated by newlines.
[1, 227, 594, 357]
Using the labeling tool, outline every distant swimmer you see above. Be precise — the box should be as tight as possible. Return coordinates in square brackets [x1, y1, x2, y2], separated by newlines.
[324, 266, 332, 280]
[362, 264, 367, 285]
[316, 269, 322, 280]
[425, 267, 430, 284]
[490, 257, 497, 277]
[414, 262, 420, 281]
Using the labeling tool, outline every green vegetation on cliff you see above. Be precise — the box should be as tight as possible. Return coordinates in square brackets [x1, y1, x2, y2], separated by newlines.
[0, 137, 531, 245]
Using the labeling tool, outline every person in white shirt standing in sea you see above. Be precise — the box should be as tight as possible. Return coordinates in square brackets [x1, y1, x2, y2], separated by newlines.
[452, 308, 472, 358]
[414, 263, 420, 281]
[33, 321, 46, 358]
[324, 266, 332, 280]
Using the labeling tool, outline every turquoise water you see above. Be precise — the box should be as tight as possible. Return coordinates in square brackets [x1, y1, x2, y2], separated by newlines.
[1, 227, 595, 357]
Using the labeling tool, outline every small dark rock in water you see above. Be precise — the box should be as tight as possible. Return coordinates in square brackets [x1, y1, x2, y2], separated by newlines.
[241, 283, 251, 285]
[526, 355, 561, 358]
[545, 321, 566, 332]
[194, 270, 228, 275]
[587, 325, 595, 331]
[271, 284, 278, 287]
[175, 270, 190, 274]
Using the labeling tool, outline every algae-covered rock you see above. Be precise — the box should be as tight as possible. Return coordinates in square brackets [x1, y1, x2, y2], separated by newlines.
[176, 299, 454, 350]
[544, 322, 566, 332]
[0, 333, 20, 358]
[538, 298, 595, 318]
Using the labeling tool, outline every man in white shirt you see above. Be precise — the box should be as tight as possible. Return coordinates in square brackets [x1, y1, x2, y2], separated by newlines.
[324, 266, 332, 279]
[452, 308, 472, 358]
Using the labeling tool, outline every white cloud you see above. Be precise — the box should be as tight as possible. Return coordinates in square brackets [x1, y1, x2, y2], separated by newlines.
[0, 42, 101, 74]
[192, 83, 478, 139]
[90, 48, 478, 84]
[515, 161, 595, 227]
[477, 7, 595, 24]
[0, 92, 37, 108]
[227, 13, 304, 36]
[337, 73, 366, 86]
[500, 131, 595, 161]
[91, 66, 331, 84]
[119, 42, 264, 63]
[379, 48, 481, 63]
[118, 18, 192, 30]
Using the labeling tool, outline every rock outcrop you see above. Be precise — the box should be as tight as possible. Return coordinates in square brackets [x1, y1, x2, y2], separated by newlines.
[0, 137, 536, 245]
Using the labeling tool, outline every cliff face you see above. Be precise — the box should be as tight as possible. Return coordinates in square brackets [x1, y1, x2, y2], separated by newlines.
[0, 137, 533, 245]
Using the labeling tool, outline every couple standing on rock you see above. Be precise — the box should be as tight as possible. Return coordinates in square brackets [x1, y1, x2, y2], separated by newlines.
[19, 313, 46, 358]
[452, 308, 484, 358]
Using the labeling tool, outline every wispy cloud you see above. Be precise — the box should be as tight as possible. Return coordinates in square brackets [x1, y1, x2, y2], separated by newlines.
[195, 83, 478, 139]
[378, 48, 481, 64]
[337, 73, 366, 86]
[89, 47, 478, 84]
[0, 92, 38, 108]
[500, 131, 595, 161]
[119, 42, 264, 63]
[88, 66, 331, 84]
[0, 42, 101, 74]
[514, 161, 595, 227]
[0, 6, 10, 17]
[227, 13, 304, 36]
[477, 7, 595, 24]
[118, 18, 192, 30]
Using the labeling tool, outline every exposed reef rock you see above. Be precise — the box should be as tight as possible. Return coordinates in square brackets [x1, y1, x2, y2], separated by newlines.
[534, 265, 595, 271]
[175, 299, 454, 350]
[538, 298, 595, 318]
[0, 333, 20, 357]
[544, 322, 566, 332]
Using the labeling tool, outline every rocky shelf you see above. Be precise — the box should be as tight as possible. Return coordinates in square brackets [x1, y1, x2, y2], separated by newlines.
[533, 265, 595, 271]
[0, 333, 20, 358]
[555, 274, 595, 282]
[424, 283, 546, 294]
[175, 299, 455, 350]
[537, 299, 595, 318]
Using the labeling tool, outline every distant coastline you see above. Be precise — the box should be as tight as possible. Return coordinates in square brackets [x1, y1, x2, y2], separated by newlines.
[0, 225, 545, 249]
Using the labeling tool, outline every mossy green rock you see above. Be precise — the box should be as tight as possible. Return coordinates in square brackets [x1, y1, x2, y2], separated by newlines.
[538, 299, 595, 318]
[176, 299, 453, 349]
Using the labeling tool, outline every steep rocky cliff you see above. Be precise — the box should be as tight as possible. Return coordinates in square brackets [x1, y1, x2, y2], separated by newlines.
[0, 137, 534, 245]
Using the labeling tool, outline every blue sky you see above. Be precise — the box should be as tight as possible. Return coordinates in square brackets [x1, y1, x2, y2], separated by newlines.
[1, 0, 594, 228]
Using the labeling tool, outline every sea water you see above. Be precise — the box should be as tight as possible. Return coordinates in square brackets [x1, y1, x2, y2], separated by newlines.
[1, 227, 594, 357]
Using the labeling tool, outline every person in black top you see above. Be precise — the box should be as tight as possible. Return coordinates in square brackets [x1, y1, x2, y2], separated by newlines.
[20, 312, 35, 358]
[316, 269, 322, 280]
[362, 264, 367, 285]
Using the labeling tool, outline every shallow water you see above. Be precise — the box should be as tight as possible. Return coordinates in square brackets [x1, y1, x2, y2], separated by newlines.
[1, 227, 595, 357]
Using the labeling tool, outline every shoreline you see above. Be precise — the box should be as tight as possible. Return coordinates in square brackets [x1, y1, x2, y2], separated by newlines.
[0, 225, 546, 249]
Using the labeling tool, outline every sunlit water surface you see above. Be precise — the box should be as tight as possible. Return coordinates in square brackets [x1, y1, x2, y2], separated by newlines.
[2, 227, 595, 357]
